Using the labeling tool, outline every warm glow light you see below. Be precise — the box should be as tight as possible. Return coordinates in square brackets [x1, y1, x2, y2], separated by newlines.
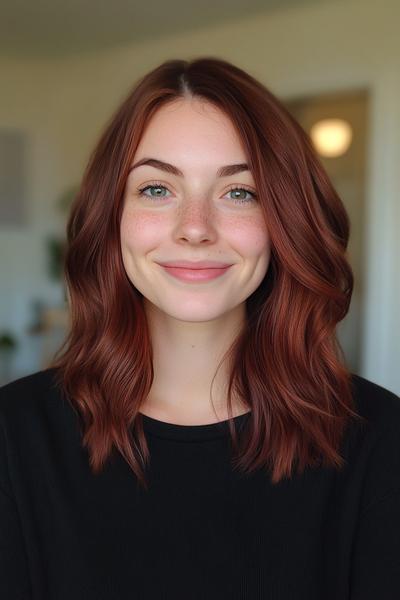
[310, 118, 353, 157]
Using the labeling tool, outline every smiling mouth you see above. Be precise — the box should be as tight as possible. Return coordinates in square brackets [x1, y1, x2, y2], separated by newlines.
[159, 264, 232, 282]
[157, 260, 232, 269]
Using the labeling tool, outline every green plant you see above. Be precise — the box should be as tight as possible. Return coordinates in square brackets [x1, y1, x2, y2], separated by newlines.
[0, 332, 17, 351]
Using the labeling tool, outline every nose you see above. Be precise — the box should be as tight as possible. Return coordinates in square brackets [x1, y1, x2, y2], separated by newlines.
[173, 198, 217, 244]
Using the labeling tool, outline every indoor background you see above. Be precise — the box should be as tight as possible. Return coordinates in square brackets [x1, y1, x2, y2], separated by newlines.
[0, 0, 399, 394]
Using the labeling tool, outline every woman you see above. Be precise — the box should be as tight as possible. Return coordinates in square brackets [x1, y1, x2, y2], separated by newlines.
[1, 57, 399, 599]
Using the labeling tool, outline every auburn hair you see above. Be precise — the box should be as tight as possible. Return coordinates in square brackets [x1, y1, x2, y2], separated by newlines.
[49, 56, 365, 491]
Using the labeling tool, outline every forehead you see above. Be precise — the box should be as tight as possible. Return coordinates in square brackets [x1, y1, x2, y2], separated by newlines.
[134, 98, 247, 164]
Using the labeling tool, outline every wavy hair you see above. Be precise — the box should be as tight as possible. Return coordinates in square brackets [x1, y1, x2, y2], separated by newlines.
[49, 57, 365, 491]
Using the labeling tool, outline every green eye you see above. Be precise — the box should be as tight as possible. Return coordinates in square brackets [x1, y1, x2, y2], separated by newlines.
[138, 185, 169, 198]
[226, 187, 256, 204]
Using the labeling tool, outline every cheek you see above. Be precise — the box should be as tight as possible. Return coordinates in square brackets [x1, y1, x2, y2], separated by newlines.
[227, 216, 270, 257]
[120, 210, 166, 253]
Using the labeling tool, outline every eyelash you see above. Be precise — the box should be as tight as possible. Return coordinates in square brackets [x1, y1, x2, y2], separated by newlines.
[136, 181, 257, 205]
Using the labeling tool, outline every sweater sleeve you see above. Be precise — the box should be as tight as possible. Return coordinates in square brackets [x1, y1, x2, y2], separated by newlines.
[349, 487, 400, 599]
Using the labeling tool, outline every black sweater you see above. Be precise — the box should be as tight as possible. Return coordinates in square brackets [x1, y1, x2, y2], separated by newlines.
[0, 368, 400, 600]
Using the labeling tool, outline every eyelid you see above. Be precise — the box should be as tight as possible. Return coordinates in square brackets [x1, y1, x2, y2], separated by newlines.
[137, 179, 174, 192]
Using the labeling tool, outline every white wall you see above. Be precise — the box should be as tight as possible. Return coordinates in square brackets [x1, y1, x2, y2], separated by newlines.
[1, 0, 399, 392]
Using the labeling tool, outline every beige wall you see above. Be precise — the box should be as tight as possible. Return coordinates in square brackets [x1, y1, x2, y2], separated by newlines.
[1, 0, 399, 392]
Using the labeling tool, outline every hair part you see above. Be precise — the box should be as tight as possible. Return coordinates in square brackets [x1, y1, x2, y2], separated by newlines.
[49, 56, 365, 491]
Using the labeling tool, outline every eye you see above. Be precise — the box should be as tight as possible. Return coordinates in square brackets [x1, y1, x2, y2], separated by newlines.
[136, 181, 257, 205]
[137, 182, 172, 200]
[225, 186, 257, 204]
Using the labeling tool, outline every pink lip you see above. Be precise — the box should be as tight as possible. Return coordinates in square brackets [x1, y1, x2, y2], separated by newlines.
[160, 265, 232, 282]
[158, 260, 232, 269]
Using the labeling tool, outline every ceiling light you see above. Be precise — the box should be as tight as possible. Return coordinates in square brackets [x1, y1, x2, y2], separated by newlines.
[310, 118, 353, 157]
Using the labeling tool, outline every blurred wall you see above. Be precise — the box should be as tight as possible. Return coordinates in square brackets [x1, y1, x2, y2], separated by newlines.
[0, 0, 399, 392]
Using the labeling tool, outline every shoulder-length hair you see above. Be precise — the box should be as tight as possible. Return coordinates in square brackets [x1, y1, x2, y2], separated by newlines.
[50, 57, 365, 491]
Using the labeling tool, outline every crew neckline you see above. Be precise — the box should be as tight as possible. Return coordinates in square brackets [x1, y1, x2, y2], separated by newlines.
[138, 410, 252, 442]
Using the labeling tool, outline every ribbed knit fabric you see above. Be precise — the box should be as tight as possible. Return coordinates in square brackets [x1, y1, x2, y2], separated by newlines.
[1, 368, 400, 599]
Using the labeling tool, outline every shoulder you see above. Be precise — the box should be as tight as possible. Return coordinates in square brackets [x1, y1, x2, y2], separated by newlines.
[0, 367, 62, 423]
[0, 368, 70, 500]
[347, 373, 400, 511]
[349, 372, 400, 434]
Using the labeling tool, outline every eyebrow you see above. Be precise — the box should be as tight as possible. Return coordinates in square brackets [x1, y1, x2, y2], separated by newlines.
[129, 157, 250, 178]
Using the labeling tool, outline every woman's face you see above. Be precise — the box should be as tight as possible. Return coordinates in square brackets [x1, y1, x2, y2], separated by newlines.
[120, 97, 271, 322]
